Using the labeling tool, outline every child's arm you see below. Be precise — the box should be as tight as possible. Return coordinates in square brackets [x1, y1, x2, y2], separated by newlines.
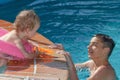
[15, 39, 34, 59]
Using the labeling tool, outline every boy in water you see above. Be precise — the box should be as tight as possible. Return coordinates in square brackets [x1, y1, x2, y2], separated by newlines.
[75, 34, 116, 80]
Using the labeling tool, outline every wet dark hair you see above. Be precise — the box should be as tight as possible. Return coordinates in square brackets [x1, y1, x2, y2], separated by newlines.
[93, 34, 115, 57]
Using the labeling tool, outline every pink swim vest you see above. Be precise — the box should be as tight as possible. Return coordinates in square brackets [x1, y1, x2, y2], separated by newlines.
[0, 28, 34, 60]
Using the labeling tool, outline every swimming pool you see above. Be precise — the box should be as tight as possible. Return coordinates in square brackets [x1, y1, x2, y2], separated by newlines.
[0, 0, 120, 80]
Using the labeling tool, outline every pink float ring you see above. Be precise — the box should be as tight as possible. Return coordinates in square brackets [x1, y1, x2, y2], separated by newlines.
[0, 28, 24, 59]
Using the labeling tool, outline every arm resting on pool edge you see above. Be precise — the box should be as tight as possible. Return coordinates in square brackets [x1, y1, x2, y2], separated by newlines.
[64, 52, 79, 80]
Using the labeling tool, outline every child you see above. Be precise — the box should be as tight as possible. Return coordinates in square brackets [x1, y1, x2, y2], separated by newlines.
[0, 10, 40, 66]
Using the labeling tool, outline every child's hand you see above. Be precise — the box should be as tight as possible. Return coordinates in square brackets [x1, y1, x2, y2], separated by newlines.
[48, 43, 64, 50]
[56, 50, 70, 55]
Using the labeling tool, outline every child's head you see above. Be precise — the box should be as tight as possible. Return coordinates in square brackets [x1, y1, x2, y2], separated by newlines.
[14, 10, 40, 32]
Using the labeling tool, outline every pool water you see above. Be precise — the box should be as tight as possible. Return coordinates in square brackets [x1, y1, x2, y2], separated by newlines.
[0, 0, 120, 80]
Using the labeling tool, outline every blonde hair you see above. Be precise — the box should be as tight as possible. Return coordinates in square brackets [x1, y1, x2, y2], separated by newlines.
[14, 10, 40, 31]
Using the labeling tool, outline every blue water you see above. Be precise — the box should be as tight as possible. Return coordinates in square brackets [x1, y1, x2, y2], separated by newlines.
[0, 0, 120, 80]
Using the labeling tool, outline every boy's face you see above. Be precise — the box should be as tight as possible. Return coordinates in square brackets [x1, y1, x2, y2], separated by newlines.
[87, 37, 106, 59]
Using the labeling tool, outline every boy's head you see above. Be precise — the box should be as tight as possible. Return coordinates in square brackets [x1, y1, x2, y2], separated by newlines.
[14, 10, 40, 31]
[93, 34, 115, 57]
